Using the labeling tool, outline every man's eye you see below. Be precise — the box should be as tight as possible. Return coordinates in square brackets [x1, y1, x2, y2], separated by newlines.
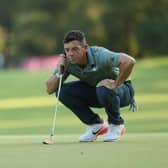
[72, 47, 79, 51]
[65, 49, 69, 52]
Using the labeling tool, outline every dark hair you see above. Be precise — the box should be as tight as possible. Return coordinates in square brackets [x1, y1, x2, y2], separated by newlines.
[63, 30, 87, 44]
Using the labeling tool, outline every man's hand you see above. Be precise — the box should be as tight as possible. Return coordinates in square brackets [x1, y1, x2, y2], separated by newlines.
[96, 79, 117, 90]
[45, 53, 66, 95]
[57, 54, 66, 67]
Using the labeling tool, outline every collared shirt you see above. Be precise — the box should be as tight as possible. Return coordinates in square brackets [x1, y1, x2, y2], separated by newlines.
[61, 46, 122, 86]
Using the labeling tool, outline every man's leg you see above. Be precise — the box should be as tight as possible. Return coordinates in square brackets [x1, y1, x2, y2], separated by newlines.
[96, 82, 134, 141]
[59, 81, 102, 125]
[59, 81, 109, 142]
[96, 82, 133, 124]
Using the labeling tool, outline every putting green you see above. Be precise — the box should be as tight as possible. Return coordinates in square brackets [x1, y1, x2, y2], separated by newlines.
[0, 133, 167, 168]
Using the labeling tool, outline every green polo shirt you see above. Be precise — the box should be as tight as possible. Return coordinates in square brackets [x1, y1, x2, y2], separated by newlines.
[62, 46, 122, 86]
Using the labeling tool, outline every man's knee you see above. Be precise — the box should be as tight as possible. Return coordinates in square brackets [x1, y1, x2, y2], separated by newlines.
[96, 86, 117, 105]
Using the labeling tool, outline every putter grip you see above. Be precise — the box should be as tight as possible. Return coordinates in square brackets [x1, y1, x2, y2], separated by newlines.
[60, 65, 64, 75]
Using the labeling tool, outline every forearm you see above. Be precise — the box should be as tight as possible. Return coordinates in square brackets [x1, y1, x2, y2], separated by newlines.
[114, 56, 136, 86]
[46, 75, 60, 94]
[46, 54, 66, 94]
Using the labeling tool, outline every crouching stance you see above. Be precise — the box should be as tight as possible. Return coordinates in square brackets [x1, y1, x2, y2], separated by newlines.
[46, 30, 137, 142]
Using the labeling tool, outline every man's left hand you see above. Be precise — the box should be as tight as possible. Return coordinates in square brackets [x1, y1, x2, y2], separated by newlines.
[96, 79, 117, 90]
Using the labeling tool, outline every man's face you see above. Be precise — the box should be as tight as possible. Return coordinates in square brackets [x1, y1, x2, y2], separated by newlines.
[64, 40, 88, 65]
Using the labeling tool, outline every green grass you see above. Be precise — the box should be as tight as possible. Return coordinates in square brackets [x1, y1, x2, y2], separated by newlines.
[0, 57, 168, 168]
[0, 57, 168, 134]
[133, 57, 168, 94]
[0, 134, 168, 168]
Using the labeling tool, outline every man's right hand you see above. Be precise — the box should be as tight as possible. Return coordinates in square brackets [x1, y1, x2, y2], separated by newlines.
[45, 54, 67, 95]
[57, 54, 67, 69]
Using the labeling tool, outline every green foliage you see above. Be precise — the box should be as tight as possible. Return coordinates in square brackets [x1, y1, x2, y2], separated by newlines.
[0, 0, 168, 62]
[12, 11, 57, 57]
[136, 0, 168, 55]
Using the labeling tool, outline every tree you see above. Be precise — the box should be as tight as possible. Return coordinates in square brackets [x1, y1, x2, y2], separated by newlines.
[136, 0, 168, 55]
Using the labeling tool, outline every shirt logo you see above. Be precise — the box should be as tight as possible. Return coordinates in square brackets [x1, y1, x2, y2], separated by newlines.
[92, 67, 97, 72]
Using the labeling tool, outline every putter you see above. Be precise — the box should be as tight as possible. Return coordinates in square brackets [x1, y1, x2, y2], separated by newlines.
[43, 65, 64, 145]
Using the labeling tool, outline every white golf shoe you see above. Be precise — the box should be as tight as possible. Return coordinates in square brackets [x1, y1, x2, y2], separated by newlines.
[103, 124, 126, 142]
[79, 121, 109, 142]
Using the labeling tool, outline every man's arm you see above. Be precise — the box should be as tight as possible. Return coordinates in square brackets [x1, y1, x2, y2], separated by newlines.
[97, 53, 136, 89]
[46, 54, 66, 94]
[46, 75, 60, 94]
[114, 53, 136, 87]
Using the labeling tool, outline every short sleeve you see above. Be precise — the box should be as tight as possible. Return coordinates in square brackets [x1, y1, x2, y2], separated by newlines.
[98, 47, 120, 67]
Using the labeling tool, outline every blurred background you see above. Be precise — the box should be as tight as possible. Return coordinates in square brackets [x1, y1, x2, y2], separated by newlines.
[0, 0, 167, 134]
[0, 0, 168, 68]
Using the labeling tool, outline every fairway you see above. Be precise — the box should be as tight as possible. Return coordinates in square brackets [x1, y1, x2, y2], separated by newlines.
[0, 57, 168, 168]
[0, 133, 168, 168]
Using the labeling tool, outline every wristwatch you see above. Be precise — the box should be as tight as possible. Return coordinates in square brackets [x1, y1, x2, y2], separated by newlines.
[54, 72, 60, 78]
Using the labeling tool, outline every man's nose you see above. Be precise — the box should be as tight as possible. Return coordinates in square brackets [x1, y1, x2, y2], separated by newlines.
[68, 49, 73, 56]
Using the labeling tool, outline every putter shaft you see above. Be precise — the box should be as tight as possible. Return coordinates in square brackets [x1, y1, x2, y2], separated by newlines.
[50, 73, 63, 138]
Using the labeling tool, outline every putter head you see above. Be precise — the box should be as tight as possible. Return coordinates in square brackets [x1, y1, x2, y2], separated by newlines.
[42, 137, 55, 145]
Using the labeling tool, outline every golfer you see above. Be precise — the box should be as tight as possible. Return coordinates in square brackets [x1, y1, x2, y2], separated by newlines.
[46, 30, 137, 142]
